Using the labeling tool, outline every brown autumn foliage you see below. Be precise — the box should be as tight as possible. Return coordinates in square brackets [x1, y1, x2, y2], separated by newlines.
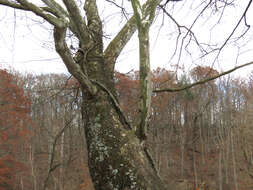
[115, 67, 253, 190]
[114, 71, 139, 124]
[190, 66, 219, 81]
[1, 67, 253, 189]
[0, 69, 32, 190]
[18, 73, 95, 190]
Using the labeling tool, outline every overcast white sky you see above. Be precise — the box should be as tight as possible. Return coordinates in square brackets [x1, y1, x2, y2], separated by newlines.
[0, 0, 253, 78]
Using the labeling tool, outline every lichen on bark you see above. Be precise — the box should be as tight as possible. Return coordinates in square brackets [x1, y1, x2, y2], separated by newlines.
[0, 0, 168, 189]
[82, 89, 167, 189]
[131, 0, 158, 141]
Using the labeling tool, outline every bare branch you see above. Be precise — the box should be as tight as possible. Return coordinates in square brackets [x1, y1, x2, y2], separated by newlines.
[104, 15, 137, 72]
[41, 0, 83, 41]
[15, 0, 66, 27]
[0, 0, 26, 10]
[84, 0, 102, 37]
[219, 0, 252, 48]
[62, 0, 90, 43]
[205, 0, 252, 59]
[43, 118, 73, 190]
[104, 0, 163, 72]
[41, 0, 68, 18]
[0, 0, 62, 19]
[53, 26, 97, 95]
[131, 0, 142, 27]
[130, 0, 159, 141]
[104, 0, 129, 19]
[175, 0, 212, 66]
[153, 61, 253, 93]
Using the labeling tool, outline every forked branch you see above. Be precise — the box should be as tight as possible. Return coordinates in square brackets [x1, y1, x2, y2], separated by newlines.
[54, 26, 97, 95]
[131, 0, 159, 141]
[104, 0, 163, 72]
[62, 0, 90, 42]
[84, 0, 102, 35]
[16, 0, 66, 27]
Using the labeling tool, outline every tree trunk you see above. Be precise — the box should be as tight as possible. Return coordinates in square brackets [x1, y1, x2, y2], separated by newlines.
[53, 10, 168, 189]
[81, 69, 167, 189]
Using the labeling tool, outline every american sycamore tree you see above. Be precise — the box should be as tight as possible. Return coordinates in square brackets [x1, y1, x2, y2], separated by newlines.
[0, 0, 253, 189]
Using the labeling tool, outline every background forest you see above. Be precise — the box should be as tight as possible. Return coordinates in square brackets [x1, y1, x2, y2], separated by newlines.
[0, 66, 253, 190]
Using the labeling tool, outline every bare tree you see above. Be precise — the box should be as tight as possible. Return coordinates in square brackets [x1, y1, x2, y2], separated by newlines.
[0, 0, 253, 189]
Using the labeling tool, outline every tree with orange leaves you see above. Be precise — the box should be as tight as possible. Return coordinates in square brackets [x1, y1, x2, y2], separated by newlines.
[0, 69, 32, 190]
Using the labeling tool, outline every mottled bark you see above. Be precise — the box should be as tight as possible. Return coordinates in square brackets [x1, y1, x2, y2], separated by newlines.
[136, 29, 152, 140]
[0, 0, 167, 189]
[104, 0, 163, 73]
[82, 80, 167, 190]
[58, 0, 166, 188]
[131, 0, 157, 140]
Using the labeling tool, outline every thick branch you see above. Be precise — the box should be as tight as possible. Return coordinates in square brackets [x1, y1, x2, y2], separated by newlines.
[131, 0, 159, 141]
[131, 0, 142, 27]
[153, 61, 253, 93]
[62, 0, 90, 43]
[0, 0, 64, 20]
[131, 0, 158, 27]
[104, 0, 162, 72]
[16, 0, 66, 27]
[84, 0, 102, 35]
[104, 15, 137, 72]
[0, 0, 83, 45]
[0, 0, 26, 10]
[53, 26, 97, 95]
[136, 29, 152, 141]
[41, 0, 80, 39]
[41, 0, 68, 18]
[142, 0, 158, 24]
